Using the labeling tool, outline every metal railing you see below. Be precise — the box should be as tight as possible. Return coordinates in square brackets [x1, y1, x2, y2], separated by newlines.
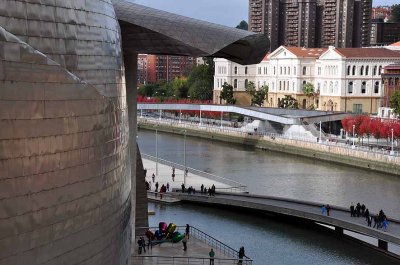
[142, 154, 248, 193]
[135, 226, 252, 265]
[138, 117, 400, 159]
[147, 191, 180, 203]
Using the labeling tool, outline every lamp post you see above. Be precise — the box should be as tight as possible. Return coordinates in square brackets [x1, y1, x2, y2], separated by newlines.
[352, 124, 355, 148]
[319, 121, 322, 143]
[391, 128, 394, 155]
[155, 126, 158, 176]
[183, 129, 187, 186]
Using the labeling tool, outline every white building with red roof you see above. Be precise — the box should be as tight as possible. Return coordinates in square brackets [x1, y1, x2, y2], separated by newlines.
[213, 45, 400, 114]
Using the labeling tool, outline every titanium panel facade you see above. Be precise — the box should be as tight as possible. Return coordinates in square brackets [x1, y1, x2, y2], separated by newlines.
[0, 1, 268, 265]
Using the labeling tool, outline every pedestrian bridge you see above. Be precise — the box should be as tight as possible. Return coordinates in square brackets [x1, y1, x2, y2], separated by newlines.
[170, 192, 400, 255]
[138, 103, 348, 125]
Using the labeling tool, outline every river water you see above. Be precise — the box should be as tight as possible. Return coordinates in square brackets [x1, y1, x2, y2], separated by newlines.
[138, 129, 400, 264]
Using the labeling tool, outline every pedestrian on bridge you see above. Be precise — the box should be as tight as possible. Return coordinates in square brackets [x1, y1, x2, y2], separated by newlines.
[172, 166, 175, 174]
[172, 173, 175, 182]
[186, 224, 190, 239]
[209, 248, 215, 265]
[321, 205, 326, 215]
[182, 233, 188, 251]
[350, 203, 355, 217]
[166, 182, 170, 191]
[238, 246, 245, 264]
[152, 173, 155, 183]
[326, 204, 331, 216]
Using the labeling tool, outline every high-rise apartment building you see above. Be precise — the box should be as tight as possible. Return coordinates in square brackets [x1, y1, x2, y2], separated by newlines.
[249, 0, 372, 48]
[138, 55, 196, 85]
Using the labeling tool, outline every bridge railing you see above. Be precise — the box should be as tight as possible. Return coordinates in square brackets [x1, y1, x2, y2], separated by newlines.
[132, 255, 252, 265]
[142, 153, 248, 193]
[135, 226, 252, 264]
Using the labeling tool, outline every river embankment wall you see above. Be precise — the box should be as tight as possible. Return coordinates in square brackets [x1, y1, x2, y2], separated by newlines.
[138, 120, 400, 176]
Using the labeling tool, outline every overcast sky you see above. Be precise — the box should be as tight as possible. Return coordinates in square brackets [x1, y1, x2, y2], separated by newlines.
[131, 0, 398, 27]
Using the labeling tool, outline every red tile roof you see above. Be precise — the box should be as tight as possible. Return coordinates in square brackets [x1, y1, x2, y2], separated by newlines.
[390, 41, 400, 47]
[261, 52, 270, 61]
[334, 48, 400, 58]
[285, 46, 327, 58]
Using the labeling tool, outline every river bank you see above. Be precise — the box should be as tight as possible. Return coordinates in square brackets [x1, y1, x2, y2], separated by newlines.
[138, 118, 400, 176]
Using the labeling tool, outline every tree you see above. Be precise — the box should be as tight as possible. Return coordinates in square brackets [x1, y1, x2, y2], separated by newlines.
[138, 84, 157, 97]
[390, 4, 400, 22]
[220, 82, 236, 104]
[280, 95, 298, 109]
[236, 20, 248, 30]
[302, 82, 315, 109]
[187, 64, 213, 100]
[171, 77, 188, 98]
[245, 81, 256, 105]
[252, 85, 269, 107]
[390, 90, 400, 116]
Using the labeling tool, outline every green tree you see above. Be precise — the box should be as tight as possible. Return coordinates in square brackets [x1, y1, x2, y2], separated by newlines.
[281, 95, 298, 109]
[245, 81, 256, 105]
[390, 90, 400, 115]
[138, 84, 158, 97]
[236, 20, 248, 30]
[186, 59, 214, 100]
[302, 82, 315, 109]
[390, 4, 400, 22]
[220, 82, 236, 104]
[252, 85, 269, 107]
[171, 77, 188, 98]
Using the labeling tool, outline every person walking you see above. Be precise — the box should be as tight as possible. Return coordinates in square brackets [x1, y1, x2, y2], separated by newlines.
[182, 233, 188, 251]
[181, 183, 185, 193]
[364, 208, 370, 222]
[350, 203, 355, 217]
[172, 166, 175, 174]
[166, 182, 170, 192]
[326, 204, 331, 216]
[209, 248, 215, 265]
[172, 173, 175, 182]
[155, 182, 159, 192]
[238, 246, 245, 264]
[186, 224, 190, 239]
[152, 173, 155, 183]
[321, 205, 326, 215]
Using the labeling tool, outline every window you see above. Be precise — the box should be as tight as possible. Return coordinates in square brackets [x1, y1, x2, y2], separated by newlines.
[279, 81, 282, 90]
[361, 81, 366, 94]
[347, 66, 351, 76]
[234, 67, 238, 75]
[329, 81, 333, 93]
[374, 81, 379, 93]
[217, 79, 219, 88]
[373, 66, 377, 75]
[274, 67, 276, 75]
[317, 83, 321, 93]
[348, 82, 353, 94]
[318, 67, 321, 75]
[360, 66, 364, 76]
[245, 79, 248, 88]
[288, 67, 290, 75]
[245, 67, 248, 75]
[258, 67, 261, 75]
[303, 66, 307, 75]
[378, 65, 382, 75]
[280, 67, 282, 75]
[365, 66, 369, 76]
[294, 67, 296, 75]
[353, 104, 363, 114]
[352, 66, 356, 75]
[234, 79, 237, 89]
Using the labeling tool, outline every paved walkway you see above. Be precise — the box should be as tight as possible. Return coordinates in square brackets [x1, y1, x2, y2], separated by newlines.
[143, 158, 231, 192]
[173, 192, 400, 249]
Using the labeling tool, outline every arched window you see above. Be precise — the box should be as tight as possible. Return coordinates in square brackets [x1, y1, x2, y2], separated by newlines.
[245, 79, 248, 88]
[347, 66, 351, 75]
[352, 66, 356, 75]
[217, 79, 219, 88]
[234, 66, 238, 75]
[373, 65, 377, 76]
[279, 81, 282, 90]
[378, 65, 382, 75]
[348, 82, 353, 94]
[365, 66, 369, 76]
[334, 81, 338, 94]
[280, 67, 282, 75]
[303, 80, 307, 88]
[245, 67, 248, 75]
[234, 79, 237, 88]
[303, 66, 307, 75]
[329, 81, 333, 93]
[374, 81, 379, 93]
[361, 81, 366, 94]
[294, 67, 296, 75]
[288, 67, 290, 75]
[360, 66, 364, 76]
[284, 67, 286, 75]
[274, 67, 276, 75]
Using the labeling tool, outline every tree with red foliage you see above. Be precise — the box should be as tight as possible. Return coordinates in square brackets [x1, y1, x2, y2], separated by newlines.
[370, 119, 383, 144]
[359, 116, 372, 145]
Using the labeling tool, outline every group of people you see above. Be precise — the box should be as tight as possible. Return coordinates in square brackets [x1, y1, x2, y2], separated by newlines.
[350, 203, 389, 231]
[321, 204, 332, 216]
[201, 184, 216, 196]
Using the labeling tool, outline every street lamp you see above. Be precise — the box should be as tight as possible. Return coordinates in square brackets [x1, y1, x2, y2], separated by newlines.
[182, 129, 187, 186]
[352, 124, 355, 148]
[155, 125, 158, 176]
[319, 121, 322, 143]
[391, 128, 394, 155]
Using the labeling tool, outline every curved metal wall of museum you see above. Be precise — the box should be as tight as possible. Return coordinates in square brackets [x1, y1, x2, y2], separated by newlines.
[0, 1, 131, 264]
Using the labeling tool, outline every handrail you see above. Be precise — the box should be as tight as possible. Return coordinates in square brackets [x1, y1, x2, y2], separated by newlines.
[132, 255, 253, 265]
[136, 225, 252, 263]
[142, 153, 248, 193]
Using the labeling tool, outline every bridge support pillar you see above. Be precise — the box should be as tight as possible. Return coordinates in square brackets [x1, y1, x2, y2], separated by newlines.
[378, 240, 388, 251]
[335, 227, 343, 235]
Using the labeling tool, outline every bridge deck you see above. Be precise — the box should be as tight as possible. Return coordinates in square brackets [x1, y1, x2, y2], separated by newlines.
[173, 192, 400, 248]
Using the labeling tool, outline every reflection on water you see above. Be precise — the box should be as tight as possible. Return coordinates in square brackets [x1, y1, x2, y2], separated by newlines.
[138, 129, 400, 218]
[148, 202, 399, 265]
